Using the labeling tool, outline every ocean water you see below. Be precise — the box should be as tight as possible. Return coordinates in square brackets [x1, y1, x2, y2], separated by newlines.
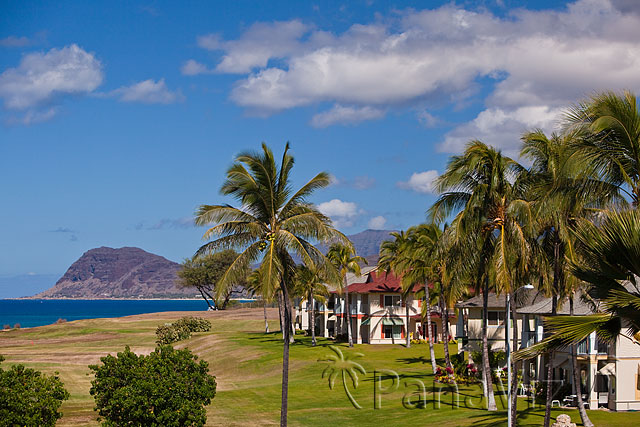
[0, 299, 213, 328]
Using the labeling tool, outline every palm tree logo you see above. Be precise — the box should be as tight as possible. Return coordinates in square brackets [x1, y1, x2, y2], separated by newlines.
[319, 345, 367, 409]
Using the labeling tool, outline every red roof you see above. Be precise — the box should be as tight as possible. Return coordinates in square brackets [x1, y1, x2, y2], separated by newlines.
[344, 270, 422, 294]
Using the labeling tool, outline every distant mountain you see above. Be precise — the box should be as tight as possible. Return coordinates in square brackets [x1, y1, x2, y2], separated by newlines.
[317, 229, 396, 265]
[32, 247, 196, 299]
[346, 229, 396, 264]
[30, 230, 395, 299]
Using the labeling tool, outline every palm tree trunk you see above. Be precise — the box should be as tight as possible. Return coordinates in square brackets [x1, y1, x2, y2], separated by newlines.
[440, 294, 452, 369]
[545, 236, 562, 427]
[482, 280, 497, 411]
[405, 295, 411, 348]
[544, 295, 558, 427]
[344, 276, 354, 347]
[280, 282, 292, 427]
[277, 291, 285, 341]
[424, 282, 437, 374]
[264, 299, 270, 333]
[289, 302, 295, 344]
[308, 290, 313, 337]
[311, 290, 316, 347]
[570, 297, 594, 427]
[510, 292, 519, 427]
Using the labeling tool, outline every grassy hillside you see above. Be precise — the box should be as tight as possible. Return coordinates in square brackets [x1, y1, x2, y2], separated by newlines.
[0, 308, 636, 426]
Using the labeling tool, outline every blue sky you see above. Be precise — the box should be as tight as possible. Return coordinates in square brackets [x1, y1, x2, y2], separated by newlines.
[1, 0, 639, 291]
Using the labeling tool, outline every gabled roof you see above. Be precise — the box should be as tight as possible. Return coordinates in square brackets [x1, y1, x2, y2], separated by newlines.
[344, 270, 422, 294]
[516, 292, 596, 315]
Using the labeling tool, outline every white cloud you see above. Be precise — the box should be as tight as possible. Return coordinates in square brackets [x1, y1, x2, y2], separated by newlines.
[317, 199, 360, 228]
[110, 79, 184, 104]
[0, 44, 103, 119]
[368, 216, 387, 230]
[310, 104, 385, 127]
[440, 106, 562, 156]
[398, 170, 439, 194]
[202, 1, 640, 148]
[180, 59, 213, 76]
[198, 20, 310, 74]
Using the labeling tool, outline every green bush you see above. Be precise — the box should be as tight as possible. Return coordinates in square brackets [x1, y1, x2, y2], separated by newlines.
[470, 348, 506, 370]
[174, 316, 211, 333]
[0, 355, 70, 427]
[155, 317, 211, 345]
[89, 346, 216, 427]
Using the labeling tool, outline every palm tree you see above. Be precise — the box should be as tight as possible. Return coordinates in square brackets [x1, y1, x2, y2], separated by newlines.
[327, 243, 366, 348]
[294, 264, 330, 346]
[247, 269, 272, 333]
[379, 231, 413, 348]
[430, 140, 523, 412]
[565, 90, 640, 207]
[194, 143, 346, 427]
[404, 223, 443, 375]
[520, 129, 625, 427]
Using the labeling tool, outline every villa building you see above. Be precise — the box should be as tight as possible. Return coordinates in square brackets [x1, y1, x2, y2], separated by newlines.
[299, 267, 457, 344]
[456, 291, 640, 411]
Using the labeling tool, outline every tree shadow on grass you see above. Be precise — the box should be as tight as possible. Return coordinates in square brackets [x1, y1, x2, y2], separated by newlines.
[464, 407, 548, 427]
[396, 355, 431, 365]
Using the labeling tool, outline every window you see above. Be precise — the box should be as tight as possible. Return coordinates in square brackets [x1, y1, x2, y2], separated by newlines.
[383, 325, 402, 339]
[384, 295, 401, 307]
[383, 325, 393, 338]
[488, 311, 504, 326]
[487, 310, 513, 326]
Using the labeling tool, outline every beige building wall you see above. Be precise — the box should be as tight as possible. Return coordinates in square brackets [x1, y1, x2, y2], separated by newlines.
[464, 308, 533, 353]
[612, 336, 640, 411]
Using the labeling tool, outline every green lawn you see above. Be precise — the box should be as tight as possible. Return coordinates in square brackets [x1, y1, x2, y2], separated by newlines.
[1, 308, 637, 426]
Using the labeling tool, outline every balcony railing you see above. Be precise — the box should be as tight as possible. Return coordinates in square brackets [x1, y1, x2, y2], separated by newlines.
[577, 339, 590, 355]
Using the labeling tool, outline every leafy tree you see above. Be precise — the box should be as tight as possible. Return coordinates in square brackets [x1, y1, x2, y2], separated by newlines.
[0, 355, 69, 427]
[327, 243, 366, 348]
[177, 250, 244, 310]
[194, 143, 345, 426]
[89, 346, 216, 427]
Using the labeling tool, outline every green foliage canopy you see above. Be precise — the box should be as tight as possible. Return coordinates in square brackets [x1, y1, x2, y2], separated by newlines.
[89, 346, 217, 427]
[0, 355, 69, 427]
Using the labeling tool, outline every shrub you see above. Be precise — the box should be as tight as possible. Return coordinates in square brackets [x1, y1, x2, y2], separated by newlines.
[173, 316, 211, 333]
[470, 348, 506, 370]
[89, 346, 216, 427]
[0, 355, 70, 426]
[155, 317, 211, 345]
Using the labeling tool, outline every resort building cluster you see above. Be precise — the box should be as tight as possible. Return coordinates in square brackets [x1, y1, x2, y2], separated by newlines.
[295, 266, 640, 412]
